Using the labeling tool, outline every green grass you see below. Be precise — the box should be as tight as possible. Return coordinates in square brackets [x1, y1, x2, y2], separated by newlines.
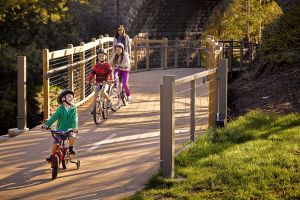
[126, 110, 300, 200]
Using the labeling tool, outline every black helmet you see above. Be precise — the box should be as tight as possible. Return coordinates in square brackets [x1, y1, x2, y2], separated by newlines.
[57, 89, 74, 105]
[96, 48, 107, 55]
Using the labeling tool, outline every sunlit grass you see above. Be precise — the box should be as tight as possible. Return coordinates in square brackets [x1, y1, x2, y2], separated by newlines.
[126, 110, 300, 199]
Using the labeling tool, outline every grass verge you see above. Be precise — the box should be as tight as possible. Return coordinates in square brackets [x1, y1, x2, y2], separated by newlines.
[126, 110, 300, 200]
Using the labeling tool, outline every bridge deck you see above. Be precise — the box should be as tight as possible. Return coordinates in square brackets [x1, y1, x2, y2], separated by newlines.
[0, 68, 206, 200]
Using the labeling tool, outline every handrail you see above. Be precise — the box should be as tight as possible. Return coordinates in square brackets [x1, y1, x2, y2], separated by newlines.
[175, 68, 216, 86]
[43, 35, 206, 119]
[46, 55, 96, 77]
[160, 36, 228, 178]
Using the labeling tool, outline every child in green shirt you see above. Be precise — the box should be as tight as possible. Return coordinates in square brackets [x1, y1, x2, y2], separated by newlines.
[43, 89, 78, 160]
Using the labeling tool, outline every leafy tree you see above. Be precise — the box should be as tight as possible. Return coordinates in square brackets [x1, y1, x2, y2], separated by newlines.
[0, 0, 85, 135]
[202, 0, 282, 42]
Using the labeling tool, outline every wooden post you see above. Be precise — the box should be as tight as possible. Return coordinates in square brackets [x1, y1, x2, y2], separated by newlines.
[146, 39, 150, 70]
[161, 45, 165, 69]
[67, 44, 74, 91]
[105, 34, 110, 58]
[229, 39, 233, 72]
[240, 41, 244, 69]
[43, 49, 50, 120]
[80, 42, 85, 100]
[249, 42, 253, 65]
[99, 35, 104, 49]
[208, 50, 216, 128]
[163, 37, 168, 68]
[160, 84, 164, 169]
[197, 40, 202, 67]
[190, 80, 195, 141]
[133, 37, 138, 71]
[186, 40, 190, 67]
[17, 56, 27, 130]
[197, 49, 201, 67]
[219, 58, 228, 123]
[174, 38, 179, 68]
[91, 38, 97, 65]
[161, 75, 175, 178]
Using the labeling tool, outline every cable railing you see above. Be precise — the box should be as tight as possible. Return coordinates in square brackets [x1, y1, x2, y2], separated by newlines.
[160, 36, 228, 178]
[42, 35, 206, 119]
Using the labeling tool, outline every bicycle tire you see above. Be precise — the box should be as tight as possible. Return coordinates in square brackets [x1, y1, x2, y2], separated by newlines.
[52, 155, 59, 180]
[111, 93, 121, 111]
[121, 89, 128, 106]
[76, 160, 80, 170]
[102, 100, 109, 119]
[110, 87, 121, 111]
[93, 101, 101, 125]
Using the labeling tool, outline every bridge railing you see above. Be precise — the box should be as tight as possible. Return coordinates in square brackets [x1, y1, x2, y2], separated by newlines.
[160, 36, 228, 178]
[43, 36, 205, 119]
[132, 37, 204, 71]
[43, 35, 113, 119]
[219, 39, 259, 72]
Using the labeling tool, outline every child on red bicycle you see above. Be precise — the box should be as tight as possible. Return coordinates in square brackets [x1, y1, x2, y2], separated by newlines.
[86, 48, 113, 113]
[42, 89, 78, 160]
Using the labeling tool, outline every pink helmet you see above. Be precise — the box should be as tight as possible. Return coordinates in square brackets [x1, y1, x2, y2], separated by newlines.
[115, 43, 124, 50]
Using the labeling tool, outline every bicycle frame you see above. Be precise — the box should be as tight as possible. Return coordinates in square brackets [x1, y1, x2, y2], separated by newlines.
[92, 82, 110, 124]
[46, 128, 80, 180]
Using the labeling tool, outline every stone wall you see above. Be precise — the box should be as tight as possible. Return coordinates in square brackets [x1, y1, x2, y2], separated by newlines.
[99, 0, 300, 37]
[100, 0, 147, 37]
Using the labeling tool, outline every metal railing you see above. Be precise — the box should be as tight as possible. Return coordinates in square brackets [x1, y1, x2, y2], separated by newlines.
[42, 36, 205, 120]
[160, 36, 228, 178]
[219, 39, 259, 72]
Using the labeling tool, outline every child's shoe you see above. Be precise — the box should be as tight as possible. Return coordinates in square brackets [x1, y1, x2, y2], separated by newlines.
[127, 96, 132, 102]
[69, 146, 76, 155]
[46, 154, 52, 163]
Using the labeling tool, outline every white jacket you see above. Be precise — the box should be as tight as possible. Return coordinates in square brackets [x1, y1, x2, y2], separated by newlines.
[109, 52, 131, 72]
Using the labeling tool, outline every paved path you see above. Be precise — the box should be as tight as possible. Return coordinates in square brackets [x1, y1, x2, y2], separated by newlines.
[0, 68, 207, 200]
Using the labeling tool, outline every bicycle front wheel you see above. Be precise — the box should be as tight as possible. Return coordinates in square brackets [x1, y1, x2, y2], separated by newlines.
[52, 155, 59, 180]
[102, 100, 109, 119]
[93, 101, 101, 125]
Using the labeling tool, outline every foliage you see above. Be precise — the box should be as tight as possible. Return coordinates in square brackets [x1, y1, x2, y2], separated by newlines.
[0, 0, 85, 134]
[262, 4, 300, 65]
[126, 111, 300, 199]
[202, 0, 283, 42]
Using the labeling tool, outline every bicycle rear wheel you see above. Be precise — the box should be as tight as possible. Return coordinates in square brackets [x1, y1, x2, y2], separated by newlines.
[52, 155, 59, 180]
[93, 101, 101, 125]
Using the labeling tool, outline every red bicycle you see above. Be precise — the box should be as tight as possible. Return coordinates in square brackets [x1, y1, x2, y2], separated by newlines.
[46, 128, 80, 180]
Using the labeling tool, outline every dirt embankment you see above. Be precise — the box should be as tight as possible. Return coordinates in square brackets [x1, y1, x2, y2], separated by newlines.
[228, 63, 300, 119]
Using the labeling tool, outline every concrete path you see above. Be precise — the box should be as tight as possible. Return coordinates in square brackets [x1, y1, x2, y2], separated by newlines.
[0, 68, 207, 200]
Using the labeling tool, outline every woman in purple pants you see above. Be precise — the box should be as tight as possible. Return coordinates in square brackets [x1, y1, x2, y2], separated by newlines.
[109, 43, 132, 102]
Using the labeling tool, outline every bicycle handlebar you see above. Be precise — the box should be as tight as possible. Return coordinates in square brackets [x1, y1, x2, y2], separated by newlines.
[42, 126, 73, 135]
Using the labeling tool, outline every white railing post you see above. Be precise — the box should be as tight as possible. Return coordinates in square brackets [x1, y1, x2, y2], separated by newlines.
[161, 75, 175, 178]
